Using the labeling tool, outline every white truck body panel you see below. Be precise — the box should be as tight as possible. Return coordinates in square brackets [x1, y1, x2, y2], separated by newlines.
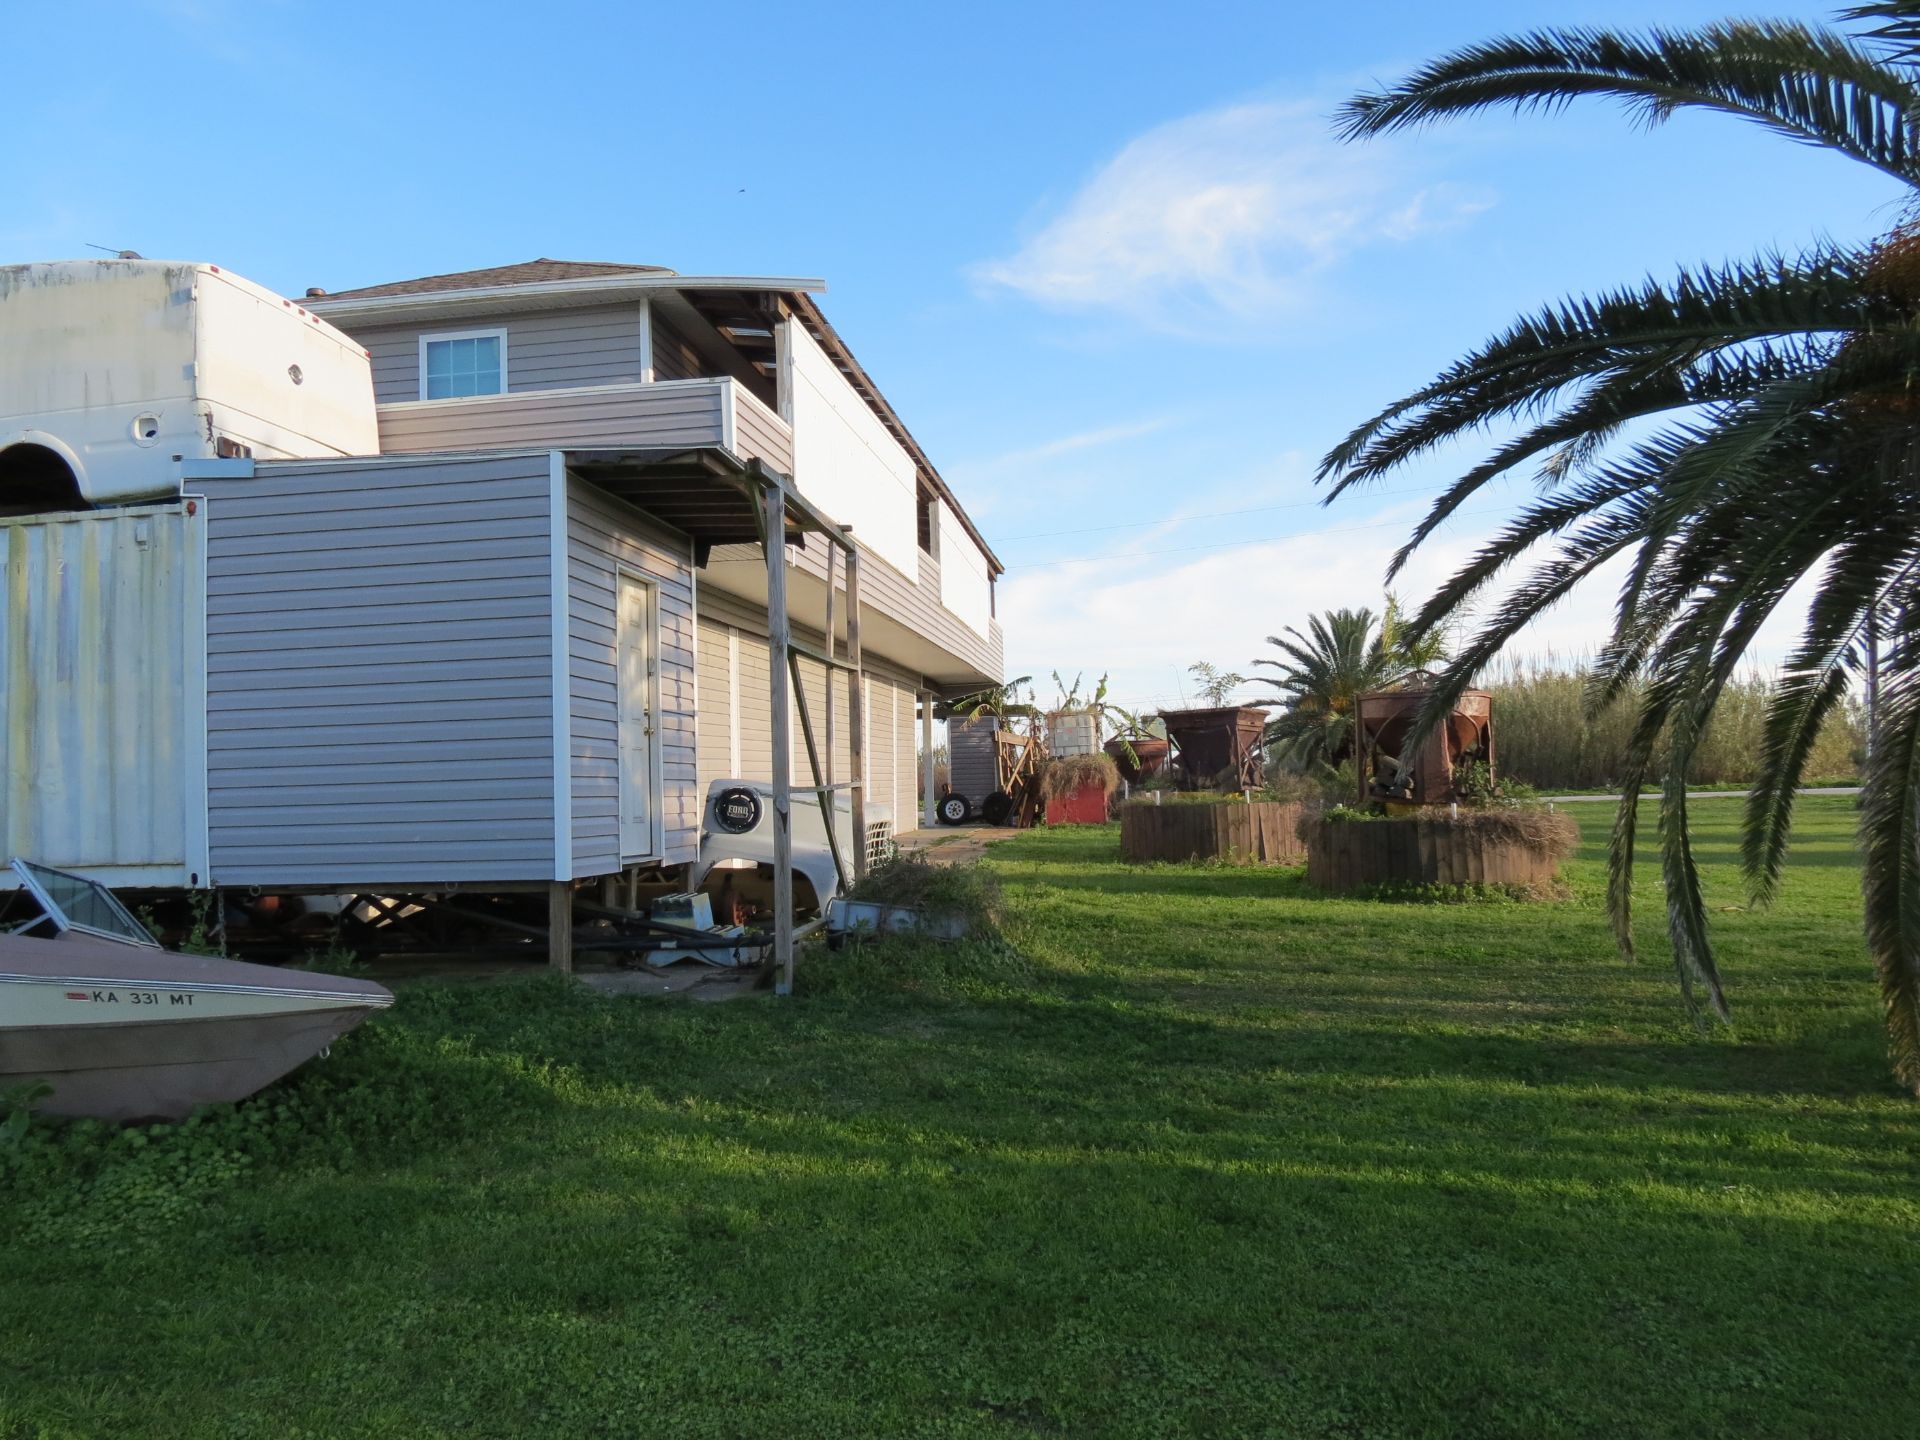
[0, 261, 377, 504]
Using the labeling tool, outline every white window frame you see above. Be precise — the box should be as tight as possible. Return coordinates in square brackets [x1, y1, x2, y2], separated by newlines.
[418, 327, 509, 401]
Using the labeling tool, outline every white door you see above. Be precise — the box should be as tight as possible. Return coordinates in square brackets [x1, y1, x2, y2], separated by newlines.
[617, 574, 655, 858]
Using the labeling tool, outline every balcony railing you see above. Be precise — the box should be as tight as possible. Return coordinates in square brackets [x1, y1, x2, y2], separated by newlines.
[375, 377, 795, 476]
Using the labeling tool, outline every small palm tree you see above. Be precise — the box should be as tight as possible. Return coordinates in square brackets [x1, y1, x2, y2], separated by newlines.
[1323, 2, 1920, 1088]
[1254, 608, 1399, 770]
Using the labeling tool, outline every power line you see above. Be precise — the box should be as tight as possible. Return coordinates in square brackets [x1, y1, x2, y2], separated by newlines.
[993, 482, 1444, 542]
[1004, 505, 1513, 570]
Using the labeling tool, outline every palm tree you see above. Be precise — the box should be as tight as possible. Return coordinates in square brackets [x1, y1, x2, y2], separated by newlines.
[1321, 2, 1920, 1088]
[1254, 608, 1399, 770]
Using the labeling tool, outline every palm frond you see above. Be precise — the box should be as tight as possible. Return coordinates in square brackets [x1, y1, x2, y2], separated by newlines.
[1338, 22, 1920, 185]
[1845, 3, 1920, 61]
[1320, 249, 1874, 499]
[1859, 616, 1920, 1093]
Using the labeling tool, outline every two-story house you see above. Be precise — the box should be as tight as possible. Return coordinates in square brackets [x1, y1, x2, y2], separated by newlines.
[0, 256, 1002, 965]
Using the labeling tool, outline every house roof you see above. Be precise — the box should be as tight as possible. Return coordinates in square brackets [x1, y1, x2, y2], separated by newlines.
[304, 259, 1002, 575]
[310, 258, 675, 302]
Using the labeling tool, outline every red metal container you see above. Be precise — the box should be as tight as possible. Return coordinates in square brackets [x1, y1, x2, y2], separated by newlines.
[1045, 781, 1112, 826]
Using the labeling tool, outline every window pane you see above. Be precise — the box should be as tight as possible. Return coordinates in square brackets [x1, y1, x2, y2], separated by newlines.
[424, 336, 503, 398]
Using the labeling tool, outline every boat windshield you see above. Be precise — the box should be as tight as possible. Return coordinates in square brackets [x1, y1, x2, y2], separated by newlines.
[8, 858, 161, 948]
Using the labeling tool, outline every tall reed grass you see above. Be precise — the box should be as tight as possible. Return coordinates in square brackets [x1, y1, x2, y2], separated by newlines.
[1484, 659, 1865, 790]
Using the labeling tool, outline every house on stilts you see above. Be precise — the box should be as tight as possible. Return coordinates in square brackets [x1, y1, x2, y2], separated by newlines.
[0, 257, 1004, 981]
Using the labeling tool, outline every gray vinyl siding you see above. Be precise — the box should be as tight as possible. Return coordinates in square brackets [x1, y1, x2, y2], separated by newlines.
[373, 377, 797, 479]
[735, 395, 793, 476]
[948, 717, 1000, 806]
[378, 379, 727, 453]
[197, 452, 559, 887]
[567, 478, 699, 874]
[351, 305, 646, 404]
[652, 315, 703, 383]
[694, 617, 733, 780]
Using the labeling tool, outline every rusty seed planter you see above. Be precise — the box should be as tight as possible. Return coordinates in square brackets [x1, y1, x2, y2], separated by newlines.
[1121, 800, 1306, 866]
[1304, 809, 1578, 894]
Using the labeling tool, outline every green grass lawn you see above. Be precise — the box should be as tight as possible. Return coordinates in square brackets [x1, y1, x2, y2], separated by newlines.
[4, 797, 1918, 1438]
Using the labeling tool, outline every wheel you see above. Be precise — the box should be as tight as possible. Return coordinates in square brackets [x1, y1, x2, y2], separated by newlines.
[937, 792, 973, 826]
[980, 790, 1014, 826]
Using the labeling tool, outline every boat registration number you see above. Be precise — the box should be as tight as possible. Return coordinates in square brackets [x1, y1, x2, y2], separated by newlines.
[63, 990, 195, 1006]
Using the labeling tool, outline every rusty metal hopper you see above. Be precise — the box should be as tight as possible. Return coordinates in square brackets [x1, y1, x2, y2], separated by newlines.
[1159, 706, 1270, 790]
[1355, 674, 1493, 806]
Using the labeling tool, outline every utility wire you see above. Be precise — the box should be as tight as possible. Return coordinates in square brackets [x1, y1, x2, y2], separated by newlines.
[1004, 505, 1512, 570]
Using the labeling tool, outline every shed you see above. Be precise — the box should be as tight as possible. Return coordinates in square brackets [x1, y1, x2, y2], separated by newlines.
[0, 445, 821, 895]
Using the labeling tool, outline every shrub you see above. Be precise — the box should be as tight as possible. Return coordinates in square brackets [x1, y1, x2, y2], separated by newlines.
[843, 853, 1004, 932]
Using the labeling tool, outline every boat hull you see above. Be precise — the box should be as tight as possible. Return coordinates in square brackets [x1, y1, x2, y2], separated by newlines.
[0, 932, 392, 1122]
[4, 1006, 380, 1121]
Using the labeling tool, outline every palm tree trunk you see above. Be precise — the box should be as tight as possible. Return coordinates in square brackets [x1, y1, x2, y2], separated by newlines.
[1867, 604, 1882, 769]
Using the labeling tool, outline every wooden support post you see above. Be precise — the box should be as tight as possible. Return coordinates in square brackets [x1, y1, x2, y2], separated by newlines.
[764, 482, 796, 996]
[844, 530, 867, 880]
[788, 648, 852, 891]
[921, 690, 937, 829]
[547, 882, 573, 973]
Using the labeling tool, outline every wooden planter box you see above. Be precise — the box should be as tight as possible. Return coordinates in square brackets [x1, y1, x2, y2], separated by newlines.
[1304, 814, 1570, 893]
[1120, 800, 1305, 865]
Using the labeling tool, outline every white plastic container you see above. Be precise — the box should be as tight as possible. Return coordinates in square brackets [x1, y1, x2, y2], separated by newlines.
[1049, 709, 1100, 758]
[0, 259, 377, 505]
[826, 898, 970, 942]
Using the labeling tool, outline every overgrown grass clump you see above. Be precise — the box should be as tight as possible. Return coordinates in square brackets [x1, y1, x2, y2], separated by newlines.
[1315, 801, 1581, 857]
[842, 852, 1004, 931]
[1039, 750, 1122, 802]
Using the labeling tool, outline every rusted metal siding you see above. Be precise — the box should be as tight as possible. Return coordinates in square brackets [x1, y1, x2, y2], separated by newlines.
[0, 504, 205, 884]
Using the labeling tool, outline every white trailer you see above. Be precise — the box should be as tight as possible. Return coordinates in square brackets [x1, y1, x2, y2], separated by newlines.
[1, 259, 378, 886]
[0, 259, 377, 509]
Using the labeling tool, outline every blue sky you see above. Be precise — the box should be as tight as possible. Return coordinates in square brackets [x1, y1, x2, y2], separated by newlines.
[12, 0, 1910, 708]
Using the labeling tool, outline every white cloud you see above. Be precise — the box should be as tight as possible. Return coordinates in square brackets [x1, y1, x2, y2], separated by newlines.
[969, 415, 1179, 471]
[972, 99, 1492, 337]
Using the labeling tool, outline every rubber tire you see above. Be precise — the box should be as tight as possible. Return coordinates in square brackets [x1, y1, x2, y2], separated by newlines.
[980, 790, 1014, 826]
[937, 793, 973, 826]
